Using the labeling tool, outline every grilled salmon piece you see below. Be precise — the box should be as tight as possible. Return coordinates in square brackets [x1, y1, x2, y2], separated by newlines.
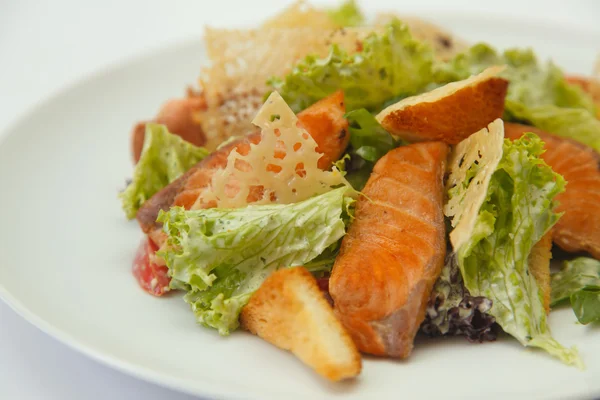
[376, 66, 508, 144]
[135, 133, 260, 235]
[136, 91, 350, 235]
[131, 95, 208, 163]
[504, 123, 600, 260]
[330, 142, 448, 357]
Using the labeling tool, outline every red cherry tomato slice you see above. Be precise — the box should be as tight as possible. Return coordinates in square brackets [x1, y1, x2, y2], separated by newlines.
[132, 238, 171, 296]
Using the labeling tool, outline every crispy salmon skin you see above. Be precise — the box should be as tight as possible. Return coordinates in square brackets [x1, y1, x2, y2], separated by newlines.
[504, 123, 600, 260]
[330, 142, 448, 357]
[136, 91, 350, 235]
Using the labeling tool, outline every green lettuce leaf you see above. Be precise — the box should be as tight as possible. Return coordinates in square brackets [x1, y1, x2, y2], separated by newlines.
[455, 134, 581, 366]
[327, 0, 364, 27]
[552, 257, 600, 305]
[507, 105, 600, 153]
[268, 20, 434, 112]
[551, 257, 600, 325]
[302, 241, 341, 276]
[338, 154, 372, 191]
[339, 108, 401, 190]
[435, 44, 600, 151]
[120, 123, 209, 219]
[346, 108, 396, 162]
[571, 290, 600, 325]
[157, 187, 349, 334]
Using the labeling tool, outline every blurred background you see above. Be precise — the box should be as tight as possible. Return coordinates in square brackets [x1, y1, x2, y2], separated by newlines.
[1, 0, 599, 399]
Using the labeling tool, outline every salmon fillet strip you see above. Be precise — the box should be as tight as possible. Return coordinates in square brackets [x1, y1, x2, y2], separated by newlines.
[504, 123, 600, 260]
[136, 91, 350, 238]
[330, 142, 448, 357]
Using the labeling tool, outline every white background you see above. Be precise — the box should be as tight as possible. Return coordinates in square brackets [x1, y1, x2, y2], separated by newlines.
[1, 1, 599, 399]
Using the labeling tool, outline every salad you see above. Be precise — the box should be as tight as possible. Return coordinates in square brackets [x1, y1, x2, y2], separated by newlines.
[120, 0, 600, 382]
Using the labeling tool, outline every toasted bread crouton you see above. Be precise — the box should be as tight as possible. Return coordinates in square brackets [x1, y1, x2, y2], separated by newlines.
[376, 66, 508, 144]
[529, 231, 553, 314]
[565, 75, 600, 118]
[240, 267, 361, 381]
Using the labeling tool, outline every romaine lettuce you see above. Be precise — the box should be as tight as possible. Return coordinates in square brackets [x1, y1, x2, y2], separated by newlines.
[571, 291, 600, 325]
[268, 20, 434, 112]
[157, 187, 349, 334]
[507, 104, 600, 153]
[435, 44, 600, 151]
[551, 257, 600, 325]
[455, 134, 581, 366]
[120, 123, 209, 219]
[423, 120, 501, 343]
[327, 0, 364, 27]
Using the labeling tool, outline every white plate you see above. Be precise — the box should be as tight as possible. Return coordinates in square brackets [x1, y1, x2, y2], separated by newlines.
[0, 12, 599, 400]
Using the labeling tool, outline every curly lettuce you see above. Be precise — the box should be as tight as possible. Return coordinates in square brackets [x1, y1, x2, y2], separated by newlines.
[157, 187, 349, 335]
[346, 109, 396, 162]
[120, 123, 209, 219]
[341, 108, 401, 190]
[510, 105, 600, 152]
[551, 257, 600, 325]
[268, 20, 434, 112]
[455, 134, 581, 366]
[435, 44, 600, 151]
[327, 0, 364, 27]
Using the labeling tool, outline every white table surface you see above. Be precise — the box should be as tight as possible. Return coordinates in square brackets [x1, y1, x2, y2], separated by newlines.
[1, 1, 599, 399]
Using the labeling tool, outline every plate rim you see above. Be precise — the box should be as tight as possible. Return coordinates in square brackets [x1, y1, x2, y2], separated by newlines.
[1, 10, 599, 400]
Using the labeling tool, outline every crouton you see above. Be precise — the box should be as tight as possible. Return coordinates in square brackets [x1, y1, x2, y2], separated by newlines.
[376, 66, 508, 144]
[240, 267, 361, 381]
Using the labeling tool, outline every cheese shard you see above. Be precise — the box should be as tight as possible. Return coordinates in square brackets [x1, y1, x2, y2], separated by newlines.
[444, 118, 504, 251]
[198, 26, 375, 149]
[194, 92, 349, 209]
